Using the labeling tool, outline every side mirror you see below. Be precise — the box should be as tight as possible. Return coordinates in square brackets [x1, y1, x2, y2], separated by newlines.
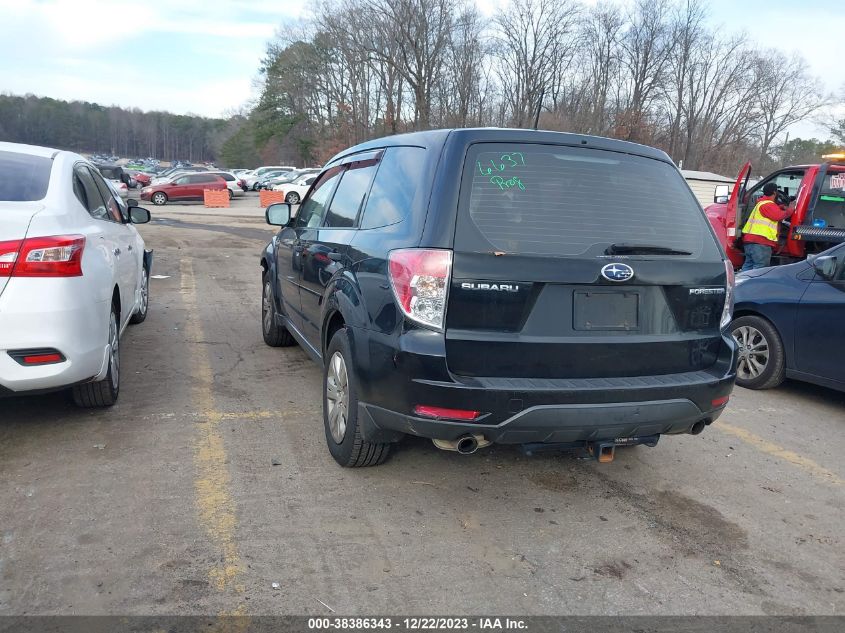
[812, 255, 837, 280]
[129, 206, 151, 224]
[127, 198, 139, 207]
[266, 202, 292, 226]
[714, 184, 729, 203]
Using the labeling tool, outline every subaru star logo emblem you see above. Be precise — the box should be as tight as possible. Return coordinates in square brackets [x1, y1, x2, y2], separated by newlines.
[601, 263, 634, 282]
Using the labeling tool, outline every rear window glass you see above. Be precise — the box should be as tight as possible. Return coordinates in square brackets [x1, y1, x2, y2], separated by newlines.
[822, 171, 845, 195]
[0, 151, 52, 201]
[814, 170, 845, 229]
[457, 143, 716, 258]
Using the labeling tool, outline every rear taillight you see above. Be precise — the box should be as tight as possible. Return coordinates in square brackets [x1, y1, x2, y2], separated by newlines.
[720, 259, 735, 330]
[0, 235, 85, 277]
[0, 240, 23, 276]
[388, 248, 452, 330]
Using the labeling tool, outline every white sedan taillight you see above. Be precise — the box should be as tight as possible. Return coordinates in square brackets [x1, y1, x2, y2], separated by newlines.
[720, 259, 735, 330]
[0, 235, 85, 277]
[388, 248, 452, 330]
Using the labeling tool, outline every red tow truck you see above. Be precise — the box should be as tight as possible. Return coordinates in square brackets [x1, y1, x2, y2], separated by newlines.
[705, 157, 845, 268]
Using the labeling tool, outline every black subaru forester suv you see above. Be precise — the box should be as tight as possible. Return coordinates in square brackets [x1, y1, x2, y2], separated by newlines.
[260, 129, 737, 467]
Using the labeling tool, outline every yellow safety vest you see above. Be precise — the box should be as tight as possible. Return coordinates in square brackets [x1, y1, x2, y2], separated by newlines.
[742, 199, 779, 242]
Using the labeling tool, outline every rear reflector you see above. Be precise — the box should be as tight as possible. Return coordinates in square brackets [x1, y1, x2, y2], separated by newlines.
[414, 405, 480, 421]
[0, 235, 85, 277]
[9, 349, 66, 366]
[712, 395, 730, 407]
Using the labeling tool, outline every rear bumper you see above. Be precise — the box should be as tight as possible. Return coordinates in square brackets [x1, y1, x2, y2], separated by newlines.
[360, 397, 725, 444]
[0, 280, 109, 394]
[352, 326, 736, 445]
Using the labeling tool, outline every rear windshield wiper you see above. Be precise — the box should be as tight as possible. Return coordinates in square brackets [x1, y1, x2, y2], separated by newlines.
[606, 243, 692, 256]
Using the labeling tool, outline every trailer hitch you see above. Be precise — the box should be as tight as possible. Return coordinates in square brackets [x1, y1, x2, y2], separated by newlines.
[520, 435, 661, 460]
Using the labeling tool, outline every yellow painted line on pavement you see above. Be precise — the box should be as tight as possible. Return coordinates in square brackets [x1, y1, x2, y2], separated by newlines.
[717, 421, 843, 487]
[180, 258, 246, 612]
[142, 410, 306, 421]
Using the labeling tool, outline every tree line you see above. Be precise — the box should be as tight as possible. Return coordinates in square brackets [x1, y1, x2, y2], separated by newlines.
[0, 94, 227, 162]
[228, 0, 839, 175]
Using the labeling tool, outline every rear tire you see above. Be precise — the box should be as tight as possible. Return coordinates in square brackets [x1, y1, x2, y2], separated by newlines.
[228, 188, 234, 200]
[262, 274, 296, 347]
[285, 192, 300, 205]
[323, 329, 391, 467]
[73, 304, 120, 407]
[731, 315, 785, 390]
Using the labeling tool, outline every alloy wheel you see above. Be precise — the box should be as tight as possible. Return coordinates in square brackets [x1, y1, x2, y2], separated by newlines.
[262, 281, 274, 334]
[325, 351, 349, 443]
[139, 269, 149, 316]
[733, 324, 769, 381]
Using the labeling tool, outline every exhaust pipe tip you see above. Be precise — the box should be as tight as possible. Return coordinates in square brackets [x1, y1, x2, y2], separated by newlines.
[455, 435, 479, 455]
[690, 420, 706, 435]
[432, 434, 489, 453]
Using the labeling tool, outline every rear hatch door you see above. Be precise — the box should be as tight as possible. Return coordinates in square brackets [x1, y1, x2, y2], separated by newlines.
[446, 143, 728, 379]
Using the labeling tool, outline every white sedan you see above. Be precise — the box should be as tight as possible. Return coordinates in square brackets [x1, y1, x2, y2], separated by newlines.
[271, 174, 317, 204]
[0, 142, 153, 407]
[206, 171, 246, 198]
[243, 166, 296, 190]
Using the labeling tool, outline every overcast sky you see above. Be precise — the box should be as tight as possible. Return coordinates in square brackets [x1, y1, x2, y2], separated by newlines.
[1, 0, 841, 139]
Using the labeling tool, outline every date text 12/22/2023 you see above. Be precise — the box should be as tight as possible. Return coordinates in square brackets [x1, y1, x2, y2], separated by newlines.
[307, 617, 528, 631]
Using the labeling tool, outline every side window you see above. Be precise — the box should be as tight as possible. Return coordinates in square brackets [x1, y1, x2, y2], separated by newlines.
[747, 170, 805, 207]
[360, 147, 425, 230]
[296, 167, 343, 229]
[72, 172, 87, 207]
[90, 169, 123, 222]
[324, 158, 379, 228]
[174, 176, 189, 185]
[74, 166, 110, 221]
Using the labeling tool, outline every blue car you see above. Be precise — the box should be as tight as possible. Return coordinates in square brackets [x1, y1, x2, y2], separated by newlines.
[732, 243, 845, 392]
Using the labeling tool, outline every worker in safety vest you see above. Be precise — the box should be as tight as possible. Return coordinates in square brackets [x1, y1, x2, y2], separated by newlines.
[740, 182, 792, 271]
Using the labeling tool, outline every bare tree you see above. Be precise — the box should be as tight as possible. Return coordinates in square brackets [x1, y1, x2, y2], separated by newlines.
[617, 0, 672, 142]
[241, 0, 832, 169]
[440, 6, 487, 127]
[579, 2, 625, 135]
[492, 0, 580, 127]
[752, 50, 828, 162]
[363, 0, 459, 128]
[664, 0, 706, 159]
